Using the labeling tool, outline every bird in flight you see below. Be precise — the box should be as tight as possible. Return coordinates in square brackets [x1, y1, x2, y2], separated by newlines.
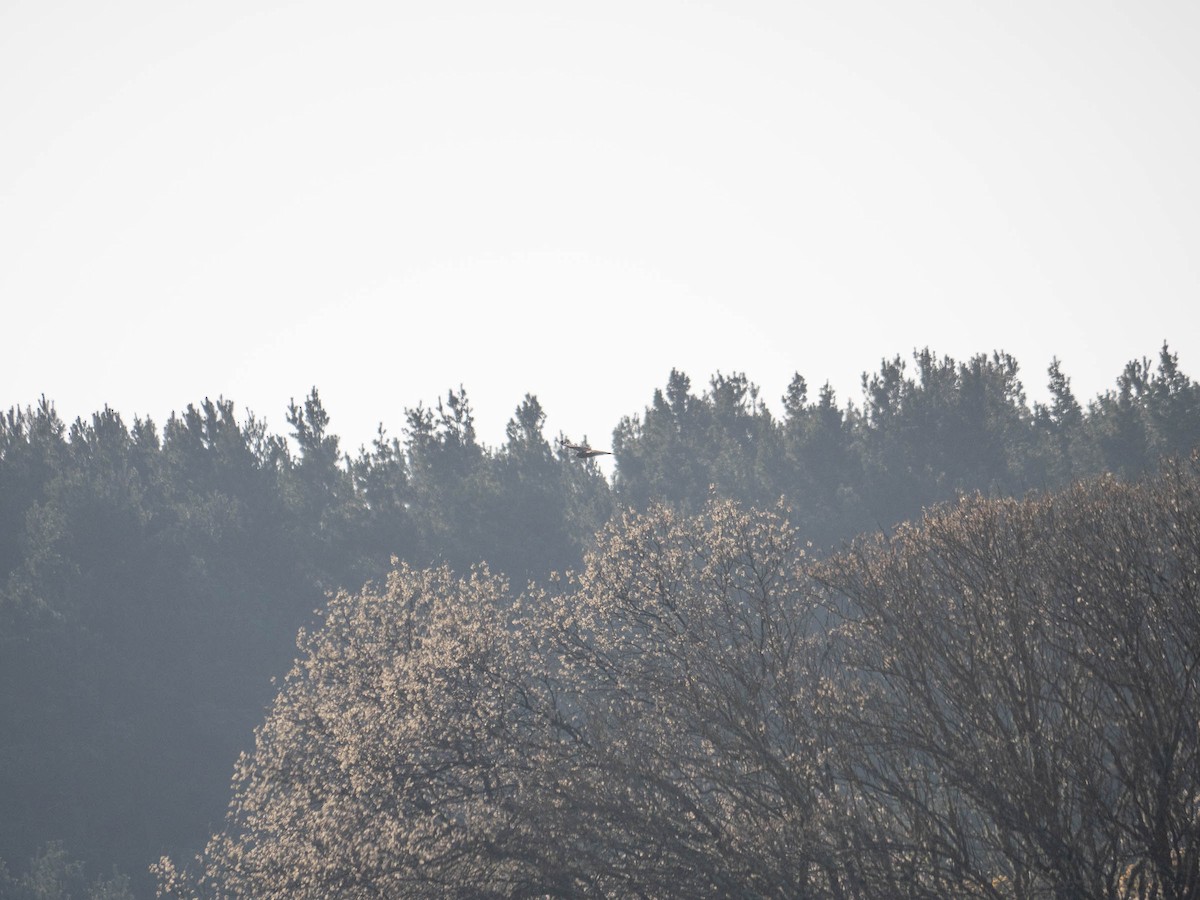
[559, 438, 612, 459]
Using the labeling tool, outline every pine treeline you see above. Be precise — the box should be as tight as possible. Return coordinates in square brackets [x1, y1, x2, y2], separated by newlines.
[0, 344, 1198, 895]
[613, 345, 1200, 543]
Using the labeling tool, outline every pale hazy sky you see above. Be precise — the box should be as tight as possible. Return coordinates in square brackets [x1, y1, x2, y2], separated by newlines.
[3, 1, 1198, 454]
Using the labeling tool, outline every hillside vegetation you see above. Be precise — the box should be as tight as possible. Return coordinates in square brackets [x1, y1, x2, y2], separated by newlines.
[1, 344, 1198, 896]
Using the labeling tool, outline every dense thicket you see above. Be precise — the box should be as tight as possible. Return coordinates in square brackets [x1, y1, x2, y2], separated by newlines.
[1, 343, 1197, 895]
[160, 452, 1200, 898]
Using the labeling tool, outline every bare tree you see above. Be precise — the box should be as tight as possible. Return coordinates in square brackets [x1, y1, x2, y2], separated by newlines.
[820, 452, 1200, 898]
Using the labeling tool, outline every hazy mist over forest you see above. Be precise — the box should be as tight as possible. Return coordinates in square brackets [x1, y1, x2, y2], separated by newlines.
[3, 345, 1200, 897]
[3, 0, 1200, 897]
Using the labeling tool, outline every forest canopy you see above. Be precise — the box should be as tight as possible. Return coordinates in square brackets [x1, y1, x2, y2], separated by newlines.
[1, 343, 1198, 897]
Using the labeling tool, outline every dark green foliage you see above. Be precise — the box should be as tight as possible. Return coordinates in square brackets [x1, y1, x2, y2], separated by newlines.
[0, 399, 67, 588]
[776, 376, 866, 546]
[613, 369, 778, 513]
[614, 345, 1200, 544]
[487, 394, 614, 585]
[1086, 343, 1200, 478]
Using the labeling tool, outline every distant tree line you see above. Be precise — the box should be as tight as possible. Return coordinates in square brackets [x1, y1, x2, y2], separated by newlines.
[614, 344, 1200, 545]
[0, 343, 1197, 895]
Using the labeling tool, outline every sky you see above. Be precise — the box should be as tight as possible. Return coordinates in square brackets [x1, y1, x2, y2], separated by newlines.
[3, 0, 1198, 457]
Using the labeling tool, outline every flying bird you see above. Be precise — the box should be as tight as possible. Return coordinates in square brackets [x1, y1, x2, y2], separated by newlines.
[559, 438, 612, 459]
